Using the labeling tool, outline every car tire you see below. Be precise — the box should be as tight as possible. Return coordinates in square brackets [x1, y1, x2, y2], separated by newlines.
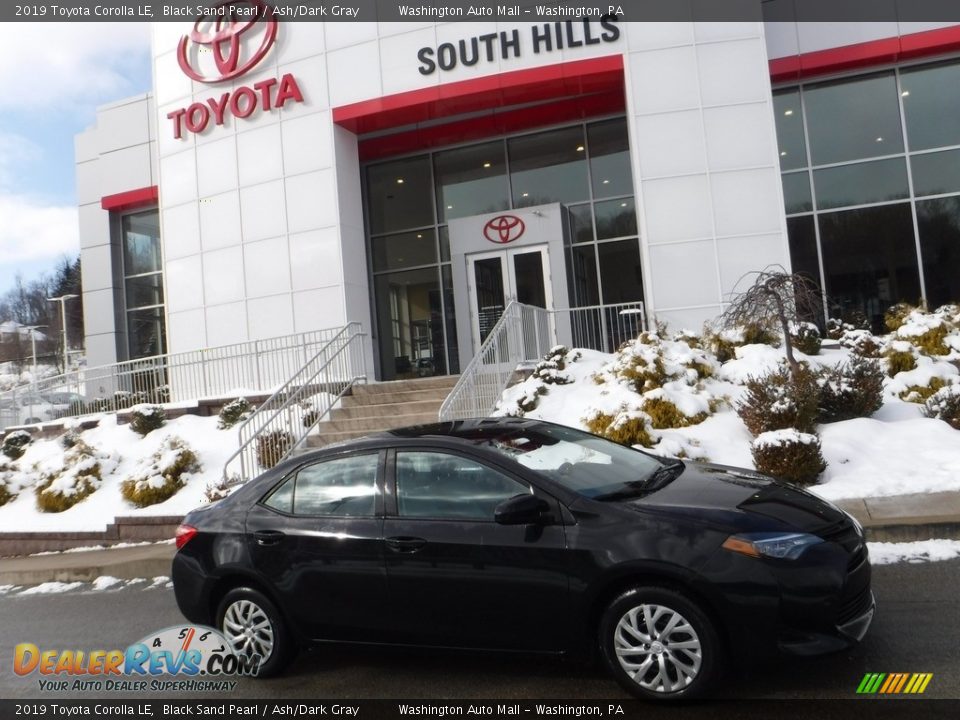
[216, 586, 294, 678]
[599, 585, 721, 701]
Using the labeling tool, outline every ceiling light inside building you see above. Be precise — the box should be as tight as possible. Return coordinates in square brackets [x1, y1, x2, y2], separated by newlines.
[902, 90, 910, 97]
[396, 178, 404, 184]
[483, 162, 491, 168]
[784, 109, 794, 116]
[602, 179, 610, 184]
[876, 137, 883, 142]
[576, 145, 584, 152]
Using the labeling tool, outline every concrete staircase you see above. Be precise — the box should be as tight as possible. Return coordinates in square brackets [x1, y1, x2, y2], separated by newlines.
[303, 375, 459, 449]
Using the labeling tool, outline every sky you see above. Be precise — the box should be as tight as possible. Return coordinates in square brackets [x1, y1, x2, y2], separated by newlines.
[0, 22, 153, 297]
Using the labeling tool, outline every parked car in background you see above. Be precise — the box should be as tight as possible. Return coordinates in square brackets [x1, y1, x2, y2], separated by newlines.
[172, 418, 874, 700]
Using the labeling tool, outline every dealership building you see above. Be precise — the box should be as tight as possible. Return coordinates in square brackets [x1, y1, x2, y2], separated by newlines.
[75, 13, 960, 382]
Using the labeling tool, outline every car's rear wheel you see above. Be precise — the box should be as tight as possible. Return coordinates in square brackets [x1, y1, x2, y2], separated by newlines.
[599, 586, 720, 701]
[217, 587, 293, 678]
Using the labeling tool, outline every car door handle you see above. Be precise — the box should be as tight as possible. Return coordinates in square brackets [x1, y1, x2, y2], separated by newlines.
[386, 536, 427, 553]
[254, 530, 285, 546]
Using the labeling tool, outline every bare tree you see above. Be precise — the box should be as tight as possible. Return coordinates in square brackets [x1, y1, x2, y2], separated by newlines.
[719, 267, 824, 380]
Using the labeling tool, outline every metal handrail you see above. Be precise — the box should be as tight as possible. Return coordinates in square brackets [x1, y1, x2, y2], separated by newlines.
[438, 300, 646, 422]
[0, 328, 344, 433]
[222, 322, 367, 485]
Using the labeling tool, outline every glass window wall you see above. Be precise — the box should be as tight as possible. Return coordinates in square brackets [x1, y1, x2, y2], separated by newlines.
[121, 210, 165, 360]
[366, 118, 639, 380]
[775, 58, 960, 329]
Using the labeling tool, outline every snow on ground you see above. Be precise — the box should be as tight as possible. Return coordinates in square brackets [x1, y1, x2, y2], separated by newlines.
[868, 540, 960, 565]
[503, 335, 960, 502]
[0, 413, 238, 532]
[18, 581, 84, 595]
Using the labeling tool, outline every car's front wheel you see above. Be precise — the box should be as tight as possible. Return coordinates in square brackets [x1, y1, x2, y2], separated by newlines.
[217, 586, 293, 678]
[599, 586, 720, 700]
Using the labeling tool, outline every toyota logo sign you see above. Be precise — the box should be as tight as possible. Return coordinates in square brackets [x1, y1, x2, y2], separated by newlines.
[483, 215, 526, 244]
[177, 0, 278, 83]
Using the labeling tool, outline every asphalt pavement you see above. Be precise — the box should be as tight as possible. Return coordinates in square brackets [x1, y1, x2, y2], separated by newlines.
[1, 558, 958, 703]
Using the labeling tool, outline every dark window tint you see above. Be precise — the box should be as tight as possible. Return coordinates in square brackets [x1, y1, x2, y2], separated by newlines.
[773, 89, 807, 171]
[566, 203, 594, 244]
[813, 158, 909, 210]
[292, 454, 378, 516]
[804, 73, 903, 165]
[916, 197, 960, 310]
[567, 244, 600, 307]
[434, 141, 509, 222]
[911, 150, 960, 198]
[510, 126, 589, 207]
[818, 204, 921, 332]
[125, 273, 164, 309]
[595, 198, 637, 240]
[367, 156, 434, 234]
[372, 229, 437, 272]
[396, 451, 529, 521]
[588, 118, 634, 198]
[901, 61, 960, 151]
[782, 172, 812, 214]
[127, 307, 166, 360]
[598, 239, 644, 304]
[374, 267, 442, 381]
[123, 211, 162, 275]
[786, 215, 821, 287]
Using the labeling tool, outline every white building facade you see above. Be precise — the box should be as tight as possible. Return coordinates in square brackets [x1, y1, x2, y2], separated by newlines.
[76, 14, 960, 380]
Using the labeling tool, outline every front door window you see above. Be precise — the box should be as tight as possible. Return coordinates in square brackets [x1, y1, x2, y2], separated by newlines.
[467, 245, 552, 348]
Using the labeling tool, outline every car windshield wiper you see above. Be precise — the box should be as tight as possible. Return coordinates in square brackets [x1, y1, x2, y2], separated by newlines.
[643, 459, 685, 489]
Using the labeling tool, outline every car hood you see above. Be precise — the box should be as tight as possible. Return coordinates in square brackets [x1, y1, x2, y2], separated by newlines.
[625, 461, 848, 534]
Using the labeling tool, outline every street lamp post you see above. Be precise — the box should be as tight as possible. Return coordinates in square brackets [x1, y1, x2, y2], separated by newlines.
[47, 294, 78, 373]
[22, 325, 46, 376]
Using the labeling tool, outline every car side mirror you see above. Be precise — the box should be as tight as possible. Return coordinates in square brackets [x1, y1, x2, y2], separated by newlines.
[494, 494, 551, 525]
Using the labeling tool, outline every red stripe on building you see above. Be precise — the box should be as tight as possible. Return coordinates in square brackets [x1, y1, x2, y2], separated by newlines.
[101, 186, 159, 212]
[770, 24, 960, 83]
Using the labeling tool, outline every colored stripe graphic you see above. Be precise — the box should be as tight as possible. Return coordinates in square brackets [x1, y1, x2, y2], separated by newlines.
[857, 672, 933, 694]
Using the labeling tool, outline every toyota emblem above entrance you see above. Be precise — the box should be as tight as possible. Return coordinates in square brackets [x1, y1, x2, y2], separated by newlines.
[483, 215, 526, 244]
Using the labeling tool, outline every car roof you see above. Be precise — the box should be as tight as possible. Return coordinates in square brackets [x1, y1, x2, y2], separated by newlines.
[284, 417, 554, 464]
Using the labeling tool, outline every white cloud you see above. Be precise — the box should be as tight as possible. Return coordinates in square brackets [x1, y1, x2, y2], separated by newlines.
[0, 133, 41, 188]
[0, 22, 151, 110]
[0, 195, 79, 264]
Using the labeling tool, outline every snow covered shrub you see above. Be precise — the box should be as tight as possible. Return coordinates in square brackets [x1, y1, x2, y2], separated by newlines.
[818, 353, 884, 422]
[838, 328, 881, 358]
[129, 405, 166, 437]
[899, 376, 950, 404]
[737, 365, 819, 436]
[884, 342, 918, 377]
[256, 430, 293, 469]
[61, 429, 81, 450]
[789, 321, 821, 356]
[934, 303, 960, 327]
[607, 334, 669, 393]
[584, 408, 655, 448]
[121, 437, 200, 508]
[218, 397, 252, 430]
[924, 383, 960, 430]
[896, 310, 951, 356]
[0, 483, 11, 507]
[826, 318, 851, 340]
[2, 430, 32, 460]
[34, 441, 106, 513]
[884, 302, 917, 332]
[531, 346, 576, 385]
[751, 429, 826, 487]
[204, 476, 237, 503]
[641, 393, 709, 429]
[706, 324, 779, 363]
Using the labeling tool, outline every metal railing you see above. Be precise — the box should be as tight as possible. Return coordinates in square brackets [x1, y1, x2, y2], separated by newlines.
[439, 301, 646, 421]
[0, 328, 344, 434]
[222, 322, 367, 485]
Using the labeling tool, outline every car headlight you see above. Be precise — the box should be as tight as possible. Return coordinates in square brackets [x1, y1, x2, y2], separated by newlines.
[722, 532, 824, 560]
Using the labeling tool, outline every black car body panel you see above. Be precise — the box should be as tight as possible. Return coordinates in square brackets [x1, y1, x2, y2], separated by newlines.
[172, 418, 873, 662]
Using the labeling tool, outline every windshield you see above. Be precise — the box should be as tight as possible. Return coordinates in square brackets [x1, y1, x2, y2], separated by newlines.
[460, 423, 668, 499]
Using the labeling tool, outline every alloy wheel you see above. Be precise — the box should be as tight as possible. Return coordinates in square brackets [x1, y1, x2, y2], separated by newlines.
[613, 603, 703, 693]
[222, 599, 275, 664]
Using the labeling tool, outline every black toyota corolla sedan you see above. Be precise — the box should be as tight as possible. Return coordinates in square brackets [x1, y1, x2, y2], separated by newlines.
[171, 417, 874, 700]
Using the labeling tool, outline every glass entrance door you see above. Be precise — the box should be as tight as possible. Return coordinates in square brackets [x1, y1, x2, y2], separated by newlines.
[466, 245, 552, 349]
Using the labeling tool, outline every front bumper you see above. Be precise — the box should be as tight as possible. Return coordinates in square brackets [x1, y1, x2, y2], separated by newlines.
[778, 590, 875, 656]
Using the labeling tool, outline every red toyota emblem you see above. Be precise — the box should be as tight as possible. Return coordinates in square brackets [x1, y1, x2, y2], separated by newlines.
[483, 215, 526, 244]
[177, 0, 278, 84]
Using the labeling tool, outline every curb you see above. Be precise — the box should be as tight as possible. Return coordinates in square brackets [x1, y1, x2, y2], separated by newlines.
[0, 544, 175, 587]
